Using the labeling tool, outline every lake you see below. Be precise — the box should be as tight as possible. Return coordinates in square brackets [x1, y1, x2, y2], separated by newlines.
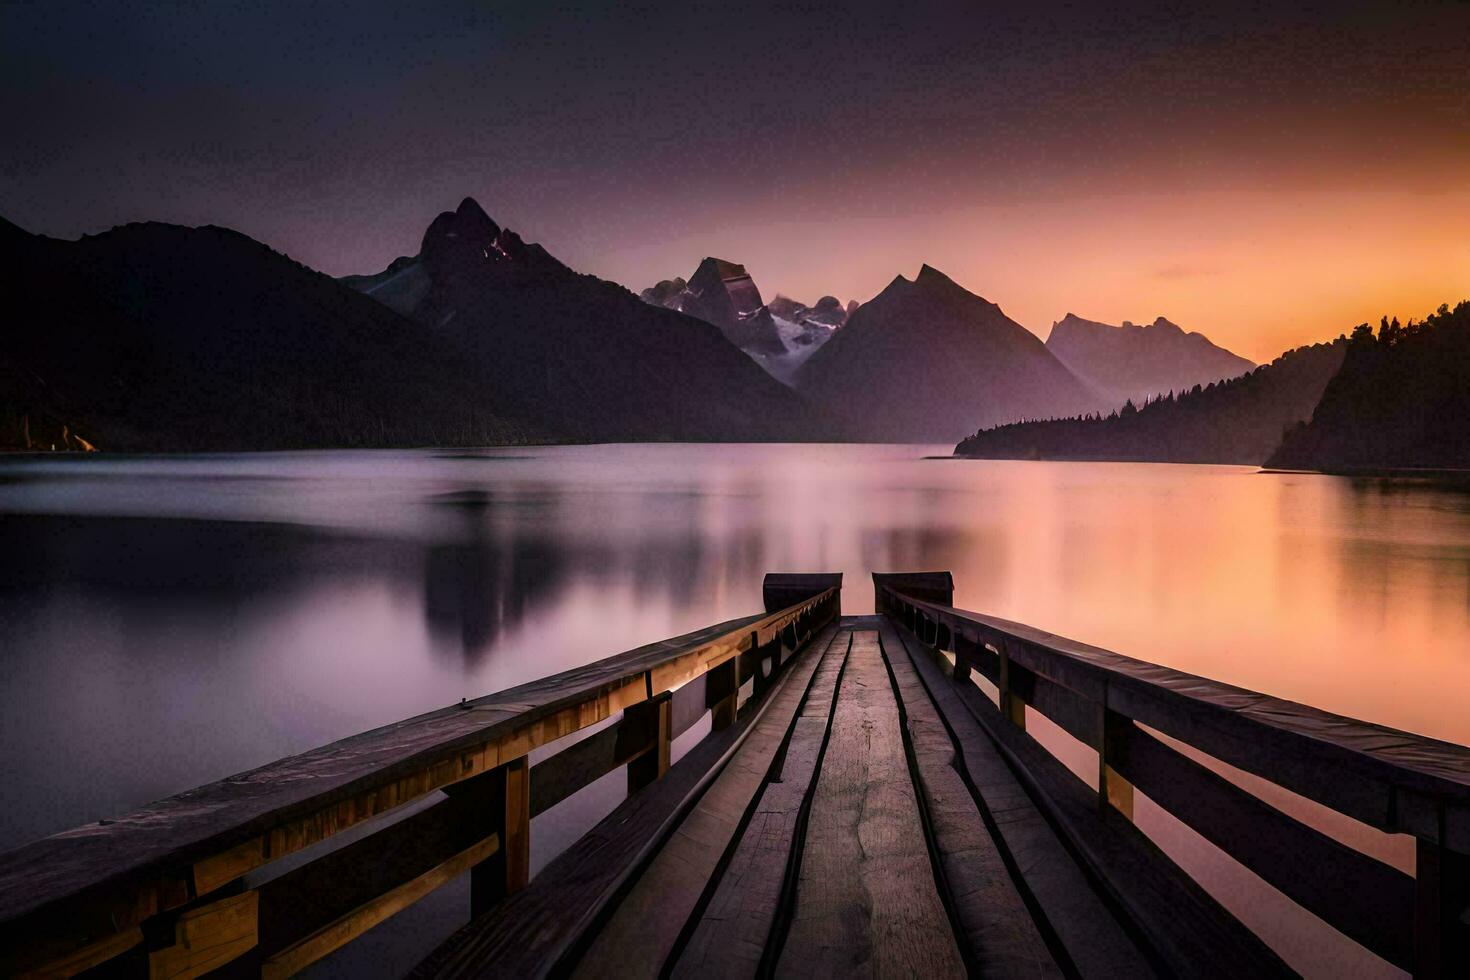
[3, 443, 1469, 976]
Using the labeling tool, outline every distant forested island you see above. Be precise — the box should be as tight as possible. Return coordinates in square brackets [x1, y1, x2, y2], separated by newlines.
[1268, 301, 1470, 471]
[954, 340, 1346, 465]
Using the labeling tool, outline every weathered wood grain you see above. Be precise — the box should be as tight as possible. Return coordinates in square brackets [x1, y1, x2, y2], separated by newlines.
[889, 620, 1155, 978]
[572, 625, 842, 977]
[875, 617, 1062, 977]
[891, 616, 1291, 977]
[670, 631, 851, 979]
[147, 890, 258, 980]
[776, 630, 965, 977]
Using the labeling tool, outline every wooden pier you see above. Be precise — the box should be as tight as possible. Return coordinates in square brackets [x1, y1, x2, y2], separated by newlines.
[3, 572, 1470, 977]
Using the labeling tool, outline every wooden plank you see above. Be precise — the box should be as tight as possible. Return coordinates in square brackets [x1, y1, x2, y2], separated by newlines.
[1009, 660, 1101, 749]
[670, 632, 851, 979]
[776, 630, 965, 977]
[0, 592, 837, 971]
[670, 674, 708, 738]
[529, 723, 646, 819]
[1116, 723, 1416, 969]
[875, 617, 1062, 977]
[572, 625, 842, 977]
[147, 890, 258, 980]
[253, 792, 491, 965]
[410, 622, 834, 980]
[259, 832, 498, 980]
[897, 621, 1292, 978]
[889, 621, 1154, 977]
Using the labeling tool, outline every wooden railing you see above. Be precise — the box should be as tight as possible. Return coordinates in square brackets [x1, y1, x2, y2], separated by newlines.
[0, 576, 841, 978]
[875, 571, 1470, 978]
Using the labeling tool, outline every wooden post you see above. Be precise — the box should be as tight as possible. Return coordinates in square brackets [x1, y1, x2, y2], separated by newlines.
[749, 631, 773, 700]
[953, 635, 975, 684]
[503, 756, 530, 895]
[1098, 691, 1135, 820]
[1415, 819, 1470, 977]
[450, 756, 531, 918]
[997, 642, 1026, 730]
[626, 692, 673, 793]
[708, 656, 740, 731]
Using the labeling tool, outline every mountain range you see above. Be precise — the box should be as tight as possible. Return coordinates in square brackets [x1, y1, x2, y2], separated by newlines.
[339, 200, 817, 442]
[0, 201, 818, 451]
[2, 197, 1353, 459]
[640, 258, 852, 385]
[1047, 313, 1255, 407]
[954, 339, 1347, 464]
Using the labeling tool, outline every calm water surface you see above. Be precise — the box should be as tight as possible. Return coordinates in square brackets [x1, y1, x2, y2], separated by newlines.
[3, 443, 1469, 975]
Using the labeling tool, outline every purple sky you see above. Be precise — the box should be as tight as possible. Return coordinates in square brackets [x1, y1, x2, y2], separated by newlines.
[3, 1, 1467, 359]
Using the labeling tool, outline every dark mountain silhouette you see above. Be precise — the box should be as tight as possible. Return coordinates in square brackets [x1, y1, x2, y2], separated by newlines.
[1267, 302, 1470, 471]
[795, 264, 1099, 442]
[344, 202, 818, 441]
[639, 258, 850, 384]
[0, 215, 536, 451]
[954, 338, 1347, 464]
[1046, 313, 1255, 408]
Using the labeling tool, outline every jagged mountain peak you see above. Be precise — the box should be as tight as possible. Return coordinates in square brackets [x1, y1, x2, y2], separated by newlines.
[694, 256, 750, 280]
[915, 263, 955, 286]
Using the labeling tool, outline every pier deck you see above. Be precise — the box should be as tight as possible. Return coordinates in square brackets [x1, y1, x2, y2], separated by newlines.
[413, 611, 1270, 979]
[4, 573, 1470, 977]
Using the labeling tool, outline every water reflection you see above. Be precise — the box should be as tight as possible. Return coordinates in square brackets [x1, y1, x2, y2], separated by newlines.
[2, 445, 1469, 861]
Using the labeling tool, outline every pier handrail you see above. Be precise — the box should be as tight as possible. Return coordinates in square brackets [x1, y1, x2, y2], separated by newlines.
[0, 579, 840, 977]
[875, 573, 1470, 975]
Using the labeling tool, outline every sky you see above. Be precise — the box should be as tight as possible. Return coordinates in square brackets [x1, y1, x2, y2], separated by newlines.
[2, 0, 1466, 363]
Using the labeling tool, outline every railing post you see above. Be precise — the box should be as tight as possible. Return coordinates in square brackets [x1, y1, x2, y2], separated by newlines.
[1098, 686, 1135, 820]
[626, 691, 673, 794]
[953, 634, 975, 684]
[749, 631, 772, 700]
[449, 755, 531, 918]
[1415, 818, 1470, 977]
[708, 656, 740, 731]
[997, 641, 1026, 730]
